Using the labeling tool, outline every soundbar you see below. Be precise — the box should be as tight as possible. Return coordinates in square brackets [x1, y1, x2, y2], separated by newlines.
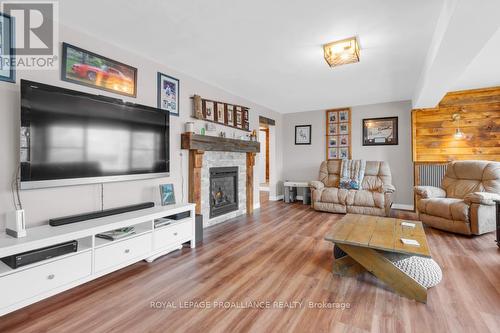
[1, 240, 78, 269]
[49, 202, 155, 226]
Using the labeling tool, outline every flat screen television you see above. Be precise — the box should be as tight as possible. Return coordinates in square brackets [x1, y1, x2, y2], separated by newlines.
[20, 80, 169, 189]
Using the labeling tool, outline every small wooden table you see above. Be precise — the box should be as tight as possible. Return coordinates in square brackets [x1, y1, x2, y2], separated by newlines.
[325, 214, 432, 303]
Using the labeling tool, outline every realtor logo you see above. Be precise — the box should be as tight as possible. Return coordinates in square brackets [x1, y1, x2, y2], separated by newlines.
[1, 1, 58, 69]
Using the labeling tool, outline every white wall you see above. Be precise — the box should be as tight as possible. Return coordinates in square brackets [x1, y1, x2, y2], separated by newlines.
[258, 130, 267, 184]
[0, 24, 283, 229]
[282, 101, 413, 205]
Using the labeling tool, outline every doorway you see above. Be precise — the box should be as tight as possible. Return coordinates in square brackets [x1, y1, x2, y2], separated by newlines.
[259, 116, 275, 206]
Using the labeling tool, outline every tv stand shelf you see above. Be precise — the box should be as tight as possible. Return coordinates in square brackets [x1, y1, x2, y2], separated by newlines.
[0, 203, 196, 316]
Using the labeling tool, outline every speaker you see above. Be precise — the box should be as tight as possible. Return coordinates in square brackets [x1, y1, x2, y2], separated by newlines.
[6, 210, 26, 238]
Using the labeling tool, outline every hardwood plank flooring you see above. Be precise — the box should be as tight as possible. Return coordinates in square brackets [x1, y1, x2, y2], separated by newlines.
[1, 200, 499, 333]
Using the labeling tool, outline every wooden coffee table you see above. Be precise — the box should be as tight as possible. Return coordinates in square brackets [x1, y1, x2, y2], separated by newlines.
[325, 214, 431, 303]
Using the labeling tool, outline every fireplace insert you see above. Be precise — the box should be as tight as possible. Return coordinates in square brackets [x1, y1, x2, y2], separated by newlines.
[209, 167, 238, 218]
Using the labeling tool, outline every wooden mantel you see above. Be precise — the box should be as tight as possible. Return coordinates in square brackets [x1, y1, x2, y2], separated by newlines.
[181, 133, 260, 153]
[181, 133, 260, 216]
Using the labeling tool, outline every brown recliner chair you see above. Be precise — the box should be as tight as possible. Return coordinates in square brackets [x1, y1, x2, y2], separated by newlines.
[414, 160, 500, 235]
[310, 160, 395, 217]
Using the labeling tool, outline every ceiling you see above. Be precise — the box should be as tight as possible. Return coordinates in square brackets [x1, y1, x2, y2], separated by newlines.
[60, 0, 444, 113]
[453, 28, 500, 91]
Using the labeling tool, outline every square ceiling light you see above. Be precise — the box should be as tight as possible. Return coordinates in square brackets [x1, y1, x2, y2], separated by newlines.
[323, 37, 360, 68]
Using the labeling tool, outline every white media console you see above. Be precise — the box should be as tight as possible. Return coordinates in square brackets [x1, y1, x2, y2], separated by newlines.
[0, 203, 196, 316]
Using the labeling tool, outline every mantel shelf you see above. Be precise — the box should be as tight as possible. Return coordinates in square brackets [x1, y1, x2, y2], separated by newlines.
[181, 133, 260, 153]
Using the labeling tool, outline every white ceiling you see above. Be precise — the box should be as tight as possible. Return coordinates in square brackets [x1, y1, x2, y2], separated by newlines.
[60, 0, 444, 113]
[453, 28, 500, 91]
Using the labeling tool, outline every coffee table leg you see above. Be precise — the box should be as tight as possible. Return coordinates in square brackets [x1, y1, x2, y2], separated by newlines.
[337, 244, 427, 303]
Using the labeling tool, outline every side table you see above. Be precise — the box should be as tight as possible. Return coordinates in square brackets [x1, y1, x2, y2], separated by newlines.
[284, 181, 311, 205]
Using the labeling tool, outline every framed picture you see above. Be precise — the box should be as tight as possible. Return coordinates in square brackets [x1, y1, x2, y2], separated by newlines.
[326, 109, 351, 160]
[328, 123, 338, 136]
[159, 184, 176, 206]
[339, 147, 349, 159]
[295, 125, 311, 145]
[328, 136, 338, 147]
[328, 111, 338, 123]
[339, 135, 349, 147]
[362, 117, 398, 146]
[328, 148, 339, 159]
[226, 104, 234, 125]
[157, 72, 180, 116]
[236, 106, 242, 127]
[204, 100, 215, 121]
[216, 103, 225, 123]
[0, 13, 15, 83]
[339, 110, 349, 122]
[243, 109, 249, 120]
[61, 43, 137, 97]
[339, 123, 349, 135]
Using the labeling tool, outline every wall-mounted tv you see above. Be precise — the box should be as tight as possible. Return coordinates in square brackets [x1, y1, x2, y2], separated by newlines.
[20, 80, 169, 189]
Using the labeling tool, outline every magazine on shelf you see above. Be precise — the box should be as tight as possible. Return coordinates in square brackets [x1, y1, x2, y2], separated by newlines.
[96, 227, 136, 241]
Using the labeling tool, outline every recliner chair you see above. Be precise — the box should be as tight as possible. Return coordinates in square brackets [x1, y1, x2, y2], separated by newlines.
[414, 160, 500, 235]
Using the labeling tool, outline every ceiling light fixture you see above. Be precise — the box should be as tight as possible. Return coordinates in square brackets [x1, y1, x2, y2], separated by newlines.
[323, 37, 360, 68]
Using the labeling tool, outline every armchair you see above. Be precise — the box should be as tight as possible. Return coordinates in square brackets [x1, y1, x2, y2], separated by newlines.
[414, 160, 500, 235]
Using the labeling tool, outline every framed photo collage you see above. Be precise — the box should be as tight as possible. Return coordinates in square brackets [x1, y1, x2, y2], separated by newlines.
[326, 108, 352, 160]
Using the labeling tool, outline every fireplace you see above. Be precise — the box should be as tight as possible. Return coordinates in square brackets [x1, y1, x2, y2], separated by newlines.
[210, 167, 239, 218]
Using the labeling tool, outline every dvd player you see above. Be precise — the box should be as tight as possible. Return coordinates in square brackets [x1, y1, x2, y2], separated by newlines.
[1, 240, 78, 269]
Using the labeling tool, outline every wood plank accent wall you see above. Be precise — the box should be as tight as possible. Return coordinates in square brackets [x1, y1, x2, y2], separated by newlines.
[412, 86, 500, 162]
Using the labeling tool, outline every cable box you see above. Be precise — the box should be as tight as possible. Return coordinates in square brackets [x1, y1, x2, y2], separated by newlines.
[165, 211, 191, 220]
[1, 240, 78, 269]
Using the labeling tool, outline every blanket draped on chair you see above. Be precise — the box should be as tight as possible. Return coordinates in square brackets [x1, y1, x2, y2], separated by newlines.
[339, 159, 366, 190]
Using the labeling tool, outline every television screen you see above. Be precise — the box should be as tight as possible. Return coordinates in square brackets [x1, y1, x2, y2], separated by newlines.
[20, 80, 169, 189]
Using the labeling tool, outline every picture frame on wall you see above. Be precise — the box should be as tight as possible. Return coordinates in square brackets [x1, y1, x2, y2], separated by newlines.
[204, 100, 215, 121]
[236, 106, 242, 127]
[295, 125, 311, 145]
[328, 111, 338, 123]
[328, 148, 339, 159]
[328, 123, 338, 135]
[157, 72, 180, 116]
[216, 103, 225, 123]
[61, 42, 138, 97]
[226, 104, 234, 125]
[0, 13, 15, 83]
[362, 116, 398, 146]
[325, 108, 351, 160]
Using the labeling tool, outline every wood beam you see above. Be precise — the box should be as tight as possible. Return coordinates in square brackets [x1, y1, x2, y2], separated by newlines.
[246, 152, 256, 215]
[188, 150, 204, 215]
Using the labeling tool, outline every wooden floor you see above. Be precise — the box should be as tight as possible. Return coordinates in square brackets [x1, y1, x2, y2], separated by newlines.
[1, 199, 499, 333]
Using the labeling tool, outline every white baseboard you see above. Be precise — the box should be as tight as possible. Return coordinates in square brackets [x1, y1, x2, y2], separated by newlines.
[392, 203, 414, 211]
[269, 195, 284, 201]
[259, 187, 270, 192]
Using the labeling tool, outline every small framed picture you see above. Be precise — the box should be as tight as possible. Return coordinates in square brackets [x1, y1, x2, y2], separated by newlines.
[339, 123, 349, 135]
[328, 136, 338, 147]
[204, 100, 215, 121]
[226, 105, 234, 125]
[339, 147, 349, 159]
[339, 110, 349, 122]
[157, 72, 180, 116]
[236, 107, 242, 127]
[295, 125, 311, 145]
[339, 135, 349, 147]
[159, 184, 176, 206]
[328, 123, 338, 135]
[328, 148, 339, 159]
[328, 111, 338, 123]
[216, 103, 225, 123]
[243, 109, 249, 120]
[363, 117, 399, 146]
[0, 13, 15, 83]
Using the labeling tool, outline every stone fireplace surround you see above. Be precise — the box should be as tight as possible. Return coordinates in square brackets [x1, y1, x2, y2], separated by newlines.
[202, 153, 246, 226]
[181, 133, 260, 228]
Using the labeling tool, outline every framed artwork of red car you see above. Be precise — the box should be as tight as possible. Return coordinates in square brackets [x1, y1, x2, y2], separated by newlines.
[61, 42, 137, 97]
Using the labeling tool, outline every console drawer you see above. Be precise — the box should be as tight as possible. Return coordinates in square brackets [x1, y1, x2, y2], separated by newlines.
[154, 220, 192, 250]
[94, 233, 152, 273]
[0, 251, 92, 309]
